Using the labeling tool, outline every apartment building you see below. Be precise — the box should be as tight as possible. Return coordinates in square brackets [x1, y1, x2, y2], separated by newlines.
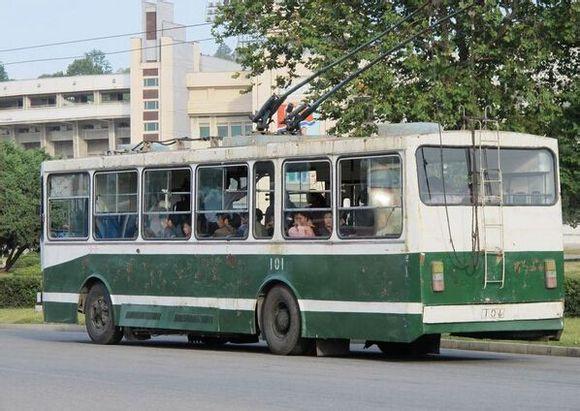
[0, 0, 328, 158]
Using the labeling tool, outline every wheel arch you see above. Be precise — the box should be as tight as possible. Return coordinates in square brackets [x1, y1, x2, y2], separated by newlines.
[255, 275, 305, 337]
[77, 274, 114, 314]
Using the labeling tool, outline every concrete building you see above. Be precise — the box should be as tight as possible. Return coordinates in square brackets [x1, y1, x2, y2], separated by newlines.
[0, 0, 329, 157]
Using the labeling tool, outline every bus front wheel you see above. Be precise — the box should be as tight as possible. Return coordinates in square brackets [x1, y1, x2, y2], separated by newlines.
[85, 283, 123, 345]
[262, 285, 312, 355]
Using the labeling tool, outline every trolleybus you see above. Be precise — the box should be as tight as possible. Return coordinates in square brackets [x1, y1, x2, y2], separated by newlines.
[41, 125, 564, 355]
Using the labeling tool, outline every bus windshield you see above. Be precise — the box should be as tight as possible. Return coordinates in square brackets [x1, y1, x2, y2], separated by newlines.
[416, 147, 556, 206]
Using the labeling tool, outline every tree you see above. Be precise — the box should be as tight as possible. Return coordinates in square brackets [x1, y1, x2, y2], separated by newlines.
[214, 0, 579, 225]
[66, 49, 112, 76]
[214, 43, 235, 61]
[0, 142, 50, 272]
[0, 62, 9, 82]
[38, 71, 65, 79]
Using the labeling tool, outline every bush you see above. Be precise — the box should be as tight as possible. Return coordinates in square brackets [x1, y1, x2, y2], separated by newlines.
[565, 278, 580, 317]
[10, 252, 41, 277]
[0, 276, 42, 308]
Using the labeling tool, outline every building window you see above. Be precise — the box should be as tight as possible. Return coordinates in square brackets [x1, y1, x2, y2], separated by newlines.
[254, 161, 274, 239]
[0, 97, 23, 110]
[101, 90, 130, 103]
[339, 155, 403, 238]
[244, 124, 253, 135]
[196, 164, 248, 239]
[63, 93, 94, 105]
[230, 124, 243, 137]
[30, 95, 56, 108]
[199, 124, 210, 138]
[144, 100, 159, 110]
[53, 141, 74, 159]
[217, 124, 229, 138]
[93, 171, 138, 240]
[283, 160, 332, 239]
[143, 168, 191, 240]
[22, 142, 41, 150]
[48, 173, 89, 239]
[144, 122, 159, 132]
[143, 78, 159, 87]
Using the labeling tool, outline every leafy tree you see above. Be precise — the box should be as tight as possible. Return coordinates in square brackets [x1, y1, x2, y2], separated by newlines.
[0, 62, 8, 82]
[38, 71, 65, 78]
[214, 43, 235, 61]
[214, 0, 579, 225]
[66, 49, 113, 76]
[0, 142, 49, 272]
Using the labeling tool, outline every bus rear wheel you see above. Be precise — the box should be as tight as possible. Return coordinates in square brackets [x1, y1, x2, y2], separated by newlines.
[262, 285, 311, 355]
[85, 283, 123, 345]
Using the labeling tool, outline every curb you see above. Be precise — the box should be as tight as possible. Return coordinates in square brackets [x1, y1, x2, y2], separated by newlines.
[442, 338, 580, 358]
[0, 323, 84, 332]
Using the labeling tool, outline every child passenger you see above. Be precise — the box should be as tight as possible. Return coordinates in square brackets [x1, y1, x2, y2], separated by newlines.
[288, 212, 315, 238]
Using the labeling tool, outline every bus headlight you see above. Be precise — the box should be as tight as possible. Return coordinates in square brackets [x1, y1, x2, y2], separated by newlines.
[544, 259, 557, 289]
[432, 261, 445, 292]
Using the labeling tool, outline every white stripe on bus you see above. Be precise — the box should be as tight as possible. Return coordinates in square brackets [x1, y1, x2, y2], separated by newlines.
[298, 300, 423, 314]
[42, 293, 564, 322]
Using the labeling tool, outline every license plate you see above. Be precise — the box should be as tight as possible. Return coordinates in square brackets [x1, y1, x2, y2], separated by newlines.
[481, 307, 505, 320]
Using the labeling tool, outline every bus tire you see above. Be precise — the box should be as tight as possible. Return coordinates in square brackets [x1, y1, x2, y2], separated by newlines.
[262, 285, 311, 355]
[85, 283, 123, 345]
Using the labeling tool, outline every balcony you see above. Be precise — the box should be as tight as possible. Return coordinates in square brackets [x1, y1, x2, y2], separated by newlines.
[0, 102, 130, 125]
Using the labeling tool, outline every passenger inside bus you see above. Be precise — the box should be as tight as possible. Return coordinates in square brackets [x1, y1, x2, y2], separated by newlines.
[213, 213, 236, 237]
[288, 212, 315, 238]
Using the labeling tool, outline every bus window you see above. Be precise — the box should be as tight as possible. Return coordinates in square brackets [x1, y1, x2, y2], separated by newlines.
[143, 168, 191, 240]
[338, 155, 402, 238]
[47, 173, 89, 239]
[254, 161, 274, 239]
[416, 147, 556, 206]
[93, 171, 138, 240]
[283, 160, 332, 239]
[196, 164, 248, 239]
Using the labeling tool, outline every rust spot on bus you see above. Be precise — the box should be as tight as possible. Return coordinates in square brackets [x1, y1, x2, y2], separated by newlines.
[226, 254, 237, 268]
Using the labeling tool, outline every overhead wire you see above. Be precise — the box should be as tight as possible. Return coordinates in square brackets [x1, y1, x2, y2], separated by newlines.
[0, 22, 212, 53]
[1, 37, 216, 66]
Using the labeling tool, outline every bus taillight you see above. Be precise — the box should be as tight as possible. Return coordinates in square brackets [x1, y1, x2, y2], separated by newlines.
[431, 261, 445, 292]
[544, 260, 557, 289]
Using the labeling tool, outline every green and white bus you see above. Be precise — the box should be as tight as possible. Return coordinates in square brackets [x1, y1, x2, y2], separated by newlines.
[41, 125, 564, 355]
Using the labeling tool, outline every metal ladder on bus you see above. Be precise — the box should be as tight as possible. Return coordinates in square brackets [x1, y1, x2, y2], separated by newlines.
[476, 118, 506, 288]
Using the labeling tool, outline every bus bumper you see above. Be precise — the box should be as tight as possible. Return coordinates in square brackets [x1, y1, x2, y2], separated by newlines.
[422, 301, 564, 340]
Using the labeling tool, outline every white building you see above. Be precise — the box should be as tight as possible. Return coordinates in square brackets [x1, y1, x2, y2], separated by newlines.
[0, 0, 329, 158]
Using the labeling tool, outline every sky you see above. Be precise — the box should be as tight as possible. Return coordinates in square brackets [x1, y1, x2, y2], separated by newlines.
[0, 0, 228, 80]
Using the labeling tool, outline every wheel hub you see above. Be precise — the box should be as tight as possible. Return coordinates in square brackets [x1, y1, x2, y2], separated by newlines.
[274, 304, 290, 334]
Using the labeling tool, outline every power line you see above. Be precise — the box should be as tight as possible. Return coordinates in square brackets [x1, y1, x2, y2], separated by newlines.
[0, 22, 212, 53]
[2, 37, 216, 66]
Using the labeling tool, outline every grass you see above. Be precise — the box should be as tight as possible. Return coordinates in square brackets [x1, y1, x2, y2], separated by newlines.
[0, 308, 44, 324]
[0, 308, 84, 325]
[565, 260, 580, 281]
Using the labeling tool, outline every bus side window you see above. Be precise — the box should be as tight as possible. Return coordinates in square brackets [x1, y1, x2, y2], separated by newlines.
[142, 168, 191, 240]
[47, 173, 90, 240]
[195, 164, 248, 239]
[254, 161, 274, 239]
[93, 171, 138, 240]
[338, 155, 403, 238]
[283, 160, 332, 239]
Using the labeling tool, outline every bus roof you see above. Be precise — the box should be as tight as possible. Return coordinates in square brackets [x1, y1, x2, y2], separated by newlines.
[41, 129, 557, 174]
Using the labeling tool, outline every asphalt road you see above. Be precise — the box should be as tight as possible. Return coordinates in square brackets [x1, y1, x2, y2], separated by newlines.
[0, 328, 578, 411]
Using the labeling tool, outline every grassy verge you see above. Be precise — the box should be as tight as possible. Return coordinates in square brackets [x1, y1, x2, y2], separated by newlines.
[446, 317, 580, 347]
[565, 260, 580, 281]
[0, 308, 84, 325]
[0, 308, 44, 324]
